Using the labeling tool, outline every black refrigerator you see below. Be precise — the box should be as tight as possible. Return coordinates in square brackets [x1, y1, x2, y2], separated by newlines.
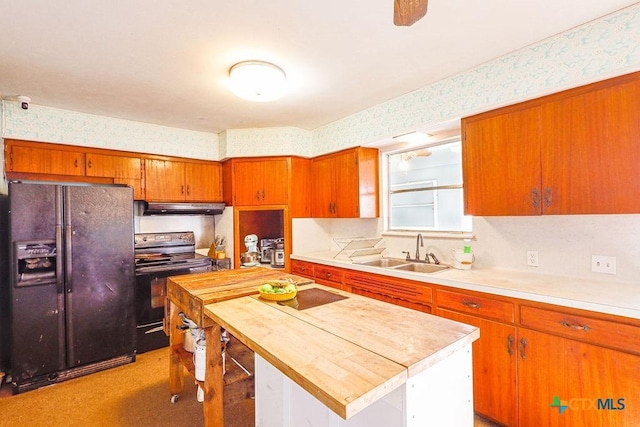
[0, 182, 136, 393]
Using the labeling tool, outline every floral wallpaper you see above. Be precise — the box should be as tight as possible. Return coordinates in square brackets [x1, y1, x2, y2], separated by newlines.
[1, 3, 639, 160]
[1, 103, 219, 160]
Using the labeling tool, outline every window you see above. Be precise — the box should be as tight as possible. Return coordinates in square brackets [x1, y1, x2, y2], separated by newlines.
[385, 138, 471, 233]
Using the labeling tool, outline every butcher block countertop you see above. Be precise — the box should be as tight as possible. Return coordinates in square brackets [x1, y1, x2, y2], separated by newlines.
[198, 270, 479, 419]
[166, 267, 314, 327]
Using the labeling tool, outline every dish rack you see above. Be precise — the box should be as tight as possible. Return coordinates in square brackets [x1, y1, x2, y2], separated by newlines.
[333, 237, 385, 262]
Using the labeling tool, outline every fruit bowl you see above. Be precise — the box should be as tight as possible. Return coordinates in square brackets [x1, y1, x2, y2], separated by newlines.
[258, 280, 298, 301]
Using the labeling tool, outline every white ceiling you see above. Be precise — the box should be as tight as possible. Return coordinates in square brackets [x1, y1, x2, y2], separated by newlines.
[0, 1, 636, 134]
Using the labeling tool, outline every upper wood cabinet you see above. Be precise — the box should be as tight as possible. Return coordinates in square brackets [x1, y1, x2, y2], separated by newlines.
[5, 139, 86, 177]
[85, 152, 143, 200]
[310, 147, 379, 218]
[223, 156, 310, 217]
[462, 71, 640, 216]
[144, 158, 222, 202]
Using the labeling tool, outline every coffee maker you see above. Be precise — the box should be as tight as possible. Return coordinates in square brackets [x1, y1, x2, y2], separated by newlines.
[260, 238, 277, 264]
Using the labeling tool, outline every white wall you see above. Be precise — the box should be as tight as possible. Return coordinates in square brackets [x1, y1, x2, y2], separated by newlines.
[293, 214, 640, 284]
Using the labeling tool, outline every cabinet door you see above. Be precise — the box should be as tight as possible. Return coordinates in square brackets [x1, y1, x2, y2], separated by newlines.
[333, 150, 360, 217]
[233, 161, 262, 205]
[310, 156, 335, 217]
[144, 159, 186, 201]
[185, 162, 222, 202]
[518, 328, 640, 426]
[85, 153, 141, 179]
[86, 153, 143, 199]
[540, 78, 640, 214]
[8, 144, 85, 176]
[437, 309, 517, 426]
[462, 107, 542, 215]
[261, 158, 289, 205]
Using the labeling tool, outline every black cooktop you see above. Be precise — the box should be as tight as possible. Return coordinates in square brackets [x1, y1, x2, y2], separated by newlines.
[277, 288, 348, 311]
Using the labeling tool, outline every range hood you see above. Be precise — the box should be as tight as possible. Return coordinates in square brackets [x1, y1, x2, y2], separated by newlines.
[143, 202, 225, 215]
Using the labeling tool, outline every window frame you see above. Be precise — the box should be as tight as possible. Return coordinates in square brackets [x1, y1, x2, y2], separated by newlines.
[381, 136, 473, 238]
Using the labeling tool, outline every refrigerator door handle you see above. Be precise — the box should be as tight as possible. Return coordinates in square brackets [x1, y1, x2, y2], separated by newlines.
[65, 224, 73, 292]
[55, 225, 64, 294]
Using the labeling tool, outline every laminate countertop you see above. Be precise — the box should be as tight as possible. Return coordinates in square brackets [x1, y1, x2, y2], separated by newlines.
[203, 280, 479, 419]
[291, 252, 640, 320]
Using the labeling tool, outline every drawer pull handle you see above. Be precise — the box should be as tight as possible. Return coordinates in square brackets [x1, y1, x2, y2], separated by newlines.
[507, 334, 514, 356]
[462, 300, 481, 309]
[560, 320, 589, 331]
[520, 337, 527, 360]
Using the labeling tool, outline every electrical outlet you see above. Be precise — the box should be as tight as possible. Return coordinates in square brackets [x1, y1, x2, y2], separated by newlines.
[527, 251, 539, 267]
[592, 255, 616, 275]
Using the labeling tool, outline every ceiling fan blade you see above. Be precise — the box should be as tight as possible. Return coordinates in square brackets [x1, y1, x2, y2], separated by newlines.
[394, 0, 428, 26]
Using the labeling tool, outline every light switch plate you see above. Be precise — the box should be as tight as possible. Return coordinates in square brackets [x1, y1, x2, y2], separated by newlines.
[592, 255, 616, 275]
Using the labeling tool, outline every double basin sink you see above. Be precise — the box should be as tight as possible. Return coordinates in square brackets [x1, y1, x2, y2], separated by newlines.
[355, 258, 451, 274]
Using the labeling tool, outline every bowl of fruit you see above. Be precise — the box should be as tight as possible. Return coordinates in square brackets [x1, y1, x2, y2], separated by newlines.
[258, 280, 298, 301]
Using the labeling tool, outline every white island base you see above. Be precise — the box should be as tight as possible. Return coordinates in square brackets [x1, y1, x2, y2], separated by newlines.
[255, 343, 474, 427]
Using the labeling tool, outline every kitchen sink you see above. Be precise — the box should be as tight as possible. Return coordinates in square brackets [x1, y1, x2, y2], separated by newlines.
[356, 258, 451, 274]
[356, 258, 409, 268]
[391, 263, 451, 274]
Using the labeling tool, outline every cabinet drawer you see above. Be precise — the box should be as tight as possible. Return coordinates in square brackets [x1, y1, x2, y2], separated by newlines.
[436, 289, 514, 323]
[520, 305, 640, 355]
[290, 260, 314, 279]
[344, 271, 432, 304]
[314, 265, 344, 285]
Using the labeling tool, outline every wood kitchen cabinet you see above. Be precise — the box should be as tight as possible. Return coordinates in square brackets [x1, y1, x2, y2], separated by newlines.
[85, 152, 143, 199]
[462, 71, 640, 215]
[229, 158, 289, 205]
[435, 289, 517, 426]
[4, 139, 86, 177]
[435, 286, 640, 426]
[344, 270, 432, 313]
[223, 156, 310, 217]
[516, 328, 640, 426]
[145, 158, 222, 202]
[310, 147, 379, 218]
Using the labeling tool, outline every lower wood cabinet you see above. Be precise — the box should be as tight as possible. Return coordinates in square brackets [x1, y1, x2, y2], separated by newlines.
[517, 327, 640, 426]
[435, 288, 516, 425]
[436, 308, 517, 426]
[290, 260, 640, 426]
[344, 270, 432, 313]
[313, 265, 344, 290]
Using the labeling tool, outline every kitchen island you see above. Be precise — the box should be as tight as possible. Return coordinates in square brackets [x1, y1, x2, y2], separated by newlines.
[167, 267, 479, 427]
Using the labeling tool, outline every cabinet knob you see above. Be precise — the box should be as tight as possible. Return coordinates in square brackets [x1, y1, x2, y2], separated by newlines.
[507, 334, 514, 356]
[544, 187, 552, 208]
[262, 190, 265, 200]
[519, 337, 528, 360]
[531, 188, 539, 208]
[87, 159, 92, 168]
[74, 159, 79, 168]
[186, 185, 190, 196]
[560, 320, 589, 331]
[256, 191, 260, 201]
[181, 185, 185, 195]
[462, 300, 481, 309]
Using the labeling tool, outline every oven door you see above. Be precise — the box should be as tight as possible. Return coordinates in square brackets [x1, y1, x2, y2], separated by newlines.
[135, 263, 211, 353]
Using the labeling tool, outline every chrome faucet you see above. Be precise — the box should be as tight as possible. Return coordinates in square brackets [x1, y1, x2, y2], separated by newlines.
[415, 233, 424, 261]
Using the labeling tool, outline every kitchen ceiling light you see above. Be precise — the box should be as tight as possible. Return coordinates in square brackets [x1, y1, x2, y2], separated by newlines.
[229, 61, 287, 102]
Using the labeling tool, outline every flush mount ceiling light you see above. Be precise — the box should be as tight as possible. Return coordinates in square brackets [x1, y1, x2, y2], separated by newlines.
[229, 61, 287, 102]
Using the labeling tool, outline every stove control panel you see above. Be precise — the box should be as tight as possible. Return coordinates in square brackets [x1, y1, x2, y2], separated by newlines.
[135, 231, 196, 248]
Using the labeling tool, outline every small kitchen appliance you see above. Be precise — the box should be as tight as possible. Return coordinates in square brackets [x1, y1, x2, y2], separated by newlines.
[259, 238, 279, 264]
[241, 234, 260, 266]
[270, 238, 285, 268]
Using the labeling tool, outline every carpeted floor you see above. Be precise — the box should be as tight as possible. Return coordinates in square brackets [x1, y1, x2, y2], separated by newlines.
[0, 348, 208, 427]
